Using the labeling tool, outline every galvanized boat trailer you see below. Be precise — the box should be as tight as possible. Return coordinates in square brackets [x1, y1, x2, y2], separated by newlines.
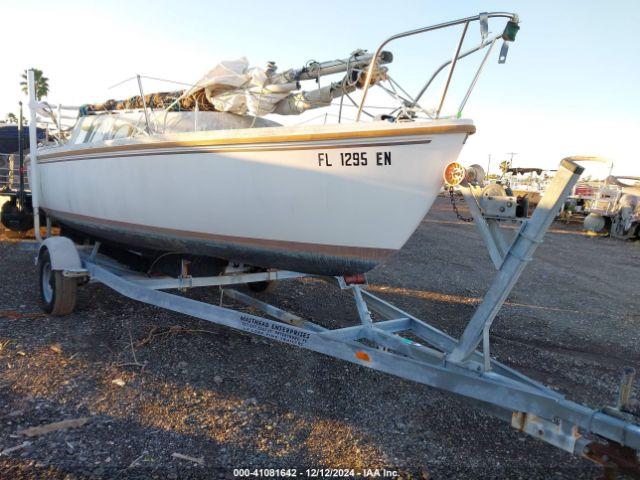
[20, 13, 640, 473]
[31, 156, 640, 477]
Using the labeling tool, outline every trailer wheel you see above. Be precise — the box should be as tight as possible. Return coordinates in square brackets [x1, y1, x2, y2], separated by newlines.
[38, 248, 77, 316]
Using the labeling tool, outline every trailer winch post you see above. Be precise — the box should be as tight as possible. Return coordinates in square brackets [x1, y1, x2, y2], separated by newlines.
[449, 158, 584, 364]
[27, 69, 42, 243]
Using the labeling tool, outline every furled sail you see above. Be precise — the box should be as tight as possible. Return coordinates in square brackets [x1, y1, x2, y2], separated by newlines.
[79, 51, 391, 117]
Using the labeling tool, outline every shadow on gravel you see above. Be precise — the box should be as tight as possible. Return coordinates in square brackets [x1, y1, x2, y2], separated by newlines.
[3, 199, 632, 479]
[0, 298, 600, 479]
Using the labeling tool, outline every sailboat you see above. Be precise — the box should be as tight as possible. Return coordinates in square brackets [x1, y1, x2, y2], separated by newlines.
[29, 13, 519, 275]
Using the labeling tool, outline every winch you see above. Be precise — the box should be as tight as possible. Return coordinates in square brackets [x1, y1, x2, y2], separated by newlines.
[444, 163, 528, 220]
[478, 183, 518, 219]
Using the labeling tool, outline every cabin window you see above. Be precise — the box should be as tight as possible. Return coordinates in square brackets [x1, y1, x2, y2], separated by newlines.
[70, 117, 96, 144]
[111, 122, 134, 139]
[85, 115, 114, 144]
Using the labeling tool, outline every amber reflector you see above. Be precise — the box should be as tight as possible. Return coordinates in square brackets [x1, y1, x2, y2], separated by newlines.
[443, 162, 466, 186]
[355, 351, 371, 362]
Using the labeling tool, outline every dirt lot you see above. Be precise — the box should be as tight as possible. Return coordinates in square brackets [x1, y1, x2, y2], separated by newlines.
[0, 197, 638, 479]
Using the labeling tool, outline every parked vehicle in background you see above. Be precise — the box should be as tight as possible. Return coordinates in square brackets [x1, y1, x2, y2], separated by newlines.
[502, 167, 555, 207]
[558, 181, 601, 222]
[583, 176, 640, 239]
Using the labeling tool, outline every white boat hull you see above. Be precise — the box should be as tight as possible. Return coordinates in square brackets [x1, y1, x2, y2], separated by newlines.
[35, 119, 474, 274]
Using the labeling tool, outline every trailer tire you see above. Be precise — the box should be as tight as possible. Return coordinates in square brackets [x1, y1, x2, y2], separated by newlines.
[38, 248, 77, 316]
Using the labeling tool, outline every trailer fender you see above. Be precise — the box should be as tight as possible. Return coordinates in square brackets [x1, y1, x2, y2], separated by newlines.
[37, 236, 82, 271]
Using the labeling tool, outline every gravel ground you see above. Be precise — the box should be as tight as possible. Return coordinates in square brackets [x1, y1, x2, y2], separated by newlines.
[0, 197, 638, 479]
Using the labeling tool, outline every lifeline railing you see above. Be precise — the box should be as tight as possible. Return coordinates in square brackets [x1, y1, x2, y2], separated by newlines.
[35, 103, 80, 140]
[356, 12, 520, 121]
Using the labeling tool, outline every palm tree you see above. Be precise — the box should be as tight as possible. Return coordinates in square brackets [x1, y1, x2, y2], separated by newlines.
[20, 69, 49, 100]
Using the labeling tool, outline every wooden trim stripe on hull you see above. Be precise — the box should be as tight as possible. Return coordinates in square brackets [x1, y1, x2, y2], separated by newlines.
[38, 139, 433, 164]
[38, 122, 475, 161]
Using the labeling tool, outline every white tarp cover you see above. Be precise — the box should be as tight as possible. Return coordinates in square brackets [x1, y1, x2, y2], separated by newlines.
[188, 58, 341, 116]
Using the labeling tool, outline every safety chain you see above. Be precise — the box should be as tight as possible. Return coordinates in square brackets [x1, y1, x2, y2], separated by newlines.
[448, 186, 474, 222]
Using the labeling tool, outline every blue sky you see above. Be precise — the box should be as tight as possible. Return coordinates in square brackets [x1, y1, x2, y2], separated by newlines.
[2, 0, 639, 175]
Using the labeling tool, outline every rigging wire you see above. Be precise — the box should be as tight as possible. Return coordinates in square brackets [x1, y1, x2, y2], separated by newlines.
[337, 53, 359, 123]
[108, 75, 192, 90]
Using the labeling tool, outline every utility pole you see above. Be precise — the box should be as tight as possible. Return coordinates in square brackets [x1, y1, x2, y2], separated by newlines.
[486, 154, 491, 177]
[505, 152, 518, 170]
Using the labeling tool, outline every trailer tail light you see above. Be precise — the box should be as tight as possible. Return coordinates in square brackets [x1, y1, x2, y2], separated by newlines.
[355, 351, 371, 362]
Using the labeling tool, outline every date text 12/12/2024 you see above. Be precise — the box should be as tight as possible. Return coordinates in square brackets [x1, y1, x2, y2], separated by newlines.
[233, 468, 401, 478]
[317, 151, 392, 167]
